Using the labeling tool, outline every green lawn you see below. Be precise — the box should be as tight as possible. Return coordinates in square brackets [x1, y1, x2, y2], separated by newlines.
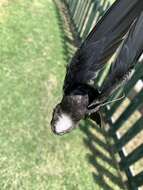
[0, 0, 125, 189]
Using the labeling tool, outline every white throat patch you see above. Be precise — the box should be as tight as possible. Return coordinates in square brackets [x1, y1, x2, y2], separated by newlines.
[55, 113, 73, 133]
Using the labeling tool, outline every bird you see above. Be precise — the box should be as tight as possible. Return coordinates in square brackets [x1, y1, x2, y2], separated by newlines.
[51, 0, 143, 135]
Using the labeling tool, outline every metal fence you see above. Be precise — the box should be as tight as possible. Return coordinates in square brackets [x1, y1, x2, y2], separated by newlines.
[65, 0, 143, 189]
[66, 0, 110, 40]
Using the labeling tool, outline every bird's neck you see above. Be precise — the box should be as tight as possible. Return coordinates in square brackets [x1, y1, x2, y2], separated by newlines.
[64, 83, 101, 110]
[73, 83, 100, 103]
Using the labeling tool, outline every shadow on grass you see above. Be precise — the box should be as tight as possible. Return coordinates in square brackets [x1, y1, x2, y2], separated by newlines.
[80, 120, 125, 190]
[53, 0, 80, 63]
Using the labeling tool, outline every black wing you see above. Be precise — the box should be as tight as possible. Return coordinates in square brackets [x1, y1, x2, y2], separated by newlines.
[100, 12, 143, 101]
[64, 0, 143, 94]
[85, 0, 143, 44]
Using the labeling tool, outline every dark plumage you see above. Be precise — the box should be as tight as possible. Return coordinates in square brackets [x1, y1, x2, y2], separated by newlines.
[51, 0, 143, 135]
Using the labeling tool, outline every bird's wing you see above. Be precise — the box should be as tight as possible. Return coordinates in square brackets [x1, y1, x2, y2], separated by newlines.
[85, 0, 143, 44]
[99, 12, 143, 102]
[64, 0, 143, 94]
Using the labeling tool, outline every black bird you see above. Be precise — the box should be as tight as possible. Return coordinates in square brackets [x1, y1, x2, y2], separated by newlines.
[51, 0, 143, 135]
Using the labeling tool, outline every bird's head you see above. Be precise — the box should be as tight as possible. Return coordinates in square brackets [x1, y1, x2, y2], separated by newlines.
[51, 93, 89, 135]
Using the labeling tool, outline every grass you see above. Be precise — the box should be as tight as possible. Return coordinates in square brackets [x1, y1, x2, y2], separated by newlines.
[0, 0, 125, 189]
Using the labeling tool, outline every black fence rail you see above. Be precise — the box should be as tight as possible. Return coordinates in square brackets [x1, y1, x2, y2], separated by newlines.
[65, 0, 143, 189]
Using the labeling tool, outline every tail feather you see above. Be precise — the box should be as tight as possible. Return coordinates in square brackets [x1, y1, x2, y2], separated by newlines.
[100, 12, 143, 100]
[85, 0, 143, 44]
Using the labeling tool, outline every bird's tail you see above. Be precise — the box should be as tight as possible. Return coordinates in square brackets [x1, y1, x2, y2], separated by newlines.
[100, 12, 143, 100]
[84, 0, 143, 58]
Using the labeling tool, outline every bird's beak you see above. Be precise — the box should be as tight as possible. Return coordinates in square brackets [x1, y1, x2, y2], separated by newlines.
[51, 113, 76, 135]
[51, 126, 73, 136]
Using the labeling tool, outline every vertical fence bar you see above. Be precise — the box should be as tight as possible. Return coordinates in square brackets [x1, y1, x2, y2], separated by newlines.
[77, 0, 89, 35]
[76, 0, 87, 25]
[71, 0, 79, 15]
[78, 0, 93, 35]
[82, 0, 100, 39]
[73, 0, 81, 20]
[74, 0, 83, 22]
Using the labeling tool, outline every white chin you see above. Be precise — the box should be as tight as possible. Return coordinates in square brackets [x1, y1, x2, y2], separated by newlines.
[55, 114, 73, 134]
